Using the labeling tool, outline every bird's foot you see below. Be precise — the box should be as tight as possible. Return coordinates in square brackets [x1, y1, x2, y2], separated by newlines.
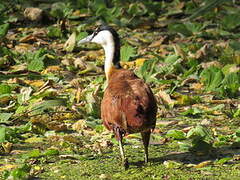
[123, 158, 129, 170]
[144, 154, 149, 164]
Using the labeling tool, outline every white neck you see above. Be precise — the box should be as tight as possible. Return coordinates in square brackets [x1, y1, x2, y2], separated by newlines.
[91, 30, 116, 82]
[102, 43, 115, 81]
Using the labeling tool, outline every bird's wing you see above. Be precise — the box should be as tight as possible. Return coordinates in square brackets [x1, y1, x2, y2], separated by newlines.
[101, 77, 157, 134]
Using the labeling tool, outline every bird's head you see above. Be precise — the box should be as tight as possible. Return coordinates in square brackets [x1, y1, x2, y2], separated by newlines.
[78, 25, 119, 47]
[78, 25, 121, 71]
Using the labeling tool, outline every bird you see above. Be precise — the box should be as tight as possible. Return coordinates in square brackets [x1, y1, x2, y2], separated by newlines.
[78, 25, 157, 169]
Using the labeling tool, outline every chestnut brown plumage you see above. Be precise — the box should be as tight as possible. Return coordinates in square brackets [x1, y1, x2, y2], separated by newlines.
[78, 26, 157, 168]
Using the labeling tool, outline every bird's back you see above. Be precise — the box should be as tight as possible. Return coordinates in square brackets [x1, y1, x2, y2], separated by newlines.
[101, 69, 157, 135]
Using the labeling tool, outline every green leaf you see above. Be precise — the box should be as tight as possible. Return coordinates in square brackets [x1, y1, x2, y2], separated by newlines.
[180, 107, 203, 116]
[0, 84, 12, 94]
[221, 72, 240, 97]
[10, 164, 30, 179]
[64, 32, 76, 52]
[120, 44, 136, 62]
[190, 140, 213, 153]
[178, 142, 191, 151]
[43, 149, 59, 156]
[222, 64, 238, 75]
[234, 109, 240, 118]
[168, 23, 192, 37]
[216, 157, 232, 165]
[76, 32, 88, 42]
[47, 26, 62, 38]
[136, 58, 159, 83]
[186, 0, 226, 21]
[184, 22, 204, 34]
[0, 3, 5, 12]
[235, 129, 240, 137]
[30, 99, 66, 115]
[0, 113, 13, 123]
[229, 40, 240, 51]
[27, 58, 44, 72]
[200, 66, 224, 91]
[221, 13, 240, 31]
[166, 129, 186, 140]
[0, 23, 9, 38]
[0, 46, 13, 57]
[163, 160, 182, 169]
[50, 2, 65, 18]
[165, 54, 179, 64]
[127, 3, 147, 16]
[187, 125, 213, 143]
[0, 126, 6, 143]
[27, 149, 41, 158]
[17, 87, 33, 105]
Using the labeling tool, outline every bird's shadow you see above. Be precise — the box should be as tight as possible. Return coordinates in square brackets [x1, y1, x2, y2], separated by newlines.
[130, 145, 240, 168]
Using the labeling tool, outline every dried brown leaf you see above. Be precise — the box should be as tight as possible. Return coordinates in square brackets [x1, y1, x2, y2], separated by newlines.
[157, 90, 175, 107]
[64, 32, 76, 52]
[24, 7, 43, 21]
[2, 142, 13, 153]
[194, 161, 212, 168]
[15, 43, 36, 53]
[149, 36, 166, 48]
[0, 164, 18, 172]
[201, 61, 222, 69]
[72, 120, 87, 132]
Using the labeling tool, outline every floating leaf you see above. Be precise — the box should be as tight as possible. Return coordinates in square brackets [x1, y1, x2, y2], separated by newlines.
[120, 44, 136, 62]
[64, 32, 76, 52]
[186, 125, 213, 143]
[17, 87, 33, 105]
[25, 137, 44, 143]
[76, 32, 88, 42]
[200, 66, 224, 92]
[221, 13, 240, 31]
[2, 142, 12, 153]
[8, 164, 31, 179]
[194, 161, 212, 168]
[0, 164, 18, 172]
[127, 3, 147, 16]
[43, 149, 59, 156]
[166, 129, 186, 140]
[0, 84, 12, 95]
[186, 0, 226, 21]
[163, 160, 182, 169]
[50, 2, 65, 18]
[216, 157, 232, 165]
[27, 149, 41, 158]
[136, 59, 158, 83]
[234, 109, 240, 118]
[157, 90, 175, 108]
[0, 113, 13, 123]
[221, 72, 240, 97]
[47, 26, 62, 38]
[0, 23, 9, 38]
[30, 99, 66, 115]
[0, 126, 6, 143]
[229, 40, 240, 51]
[181, 107, 204, 116]
[168, 23, 192, 37]
[27, 58, 44, 72]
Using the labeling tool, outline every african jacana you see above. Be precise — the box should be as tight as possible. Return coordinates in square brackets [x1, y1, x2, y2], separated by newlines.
[78, 26, 157, 168]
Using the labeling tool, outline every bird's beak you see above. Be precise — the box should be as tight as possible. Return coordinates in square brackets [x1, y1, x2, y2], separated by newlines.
[77, 34, 94, 45]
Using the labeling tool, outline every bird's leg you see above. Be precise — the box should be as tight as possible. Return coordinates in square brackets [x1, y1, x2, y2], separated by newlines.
[118, 136, 129, 169]
[114, 127, 129, 169]
[141, 130, 151, 163]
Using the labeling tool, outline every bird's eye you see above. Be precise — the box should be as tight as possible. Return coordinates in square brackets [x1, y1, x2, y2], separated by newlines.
[92, 28, 100, 38]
